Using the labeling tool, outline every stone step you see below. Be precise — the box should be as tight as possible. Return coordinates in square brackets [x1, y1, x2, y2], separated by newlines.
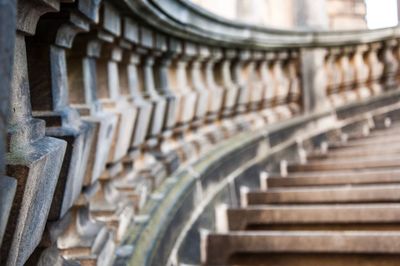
[308, 145, 400, 159]
[343, 134, 400, 147]
[227, 204, 400, 231]
[368, 123, 400, 137]
[247, 184, 400, 204]
[288, 157, 400, 172]
[308, 155, 400, 164]
[203, 231, 400, 265]
[328, 138, 400, 149]
[266, 169, 400, 187]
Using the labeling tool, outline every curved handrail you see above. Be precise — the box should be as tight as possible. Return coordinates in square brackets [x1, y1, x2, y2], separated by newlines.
[122, 0, 400, 48]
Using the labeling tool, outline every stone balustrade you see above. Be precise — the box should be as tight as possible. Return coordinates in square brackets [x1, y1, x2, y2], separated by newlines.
[1, 0, 400, 265]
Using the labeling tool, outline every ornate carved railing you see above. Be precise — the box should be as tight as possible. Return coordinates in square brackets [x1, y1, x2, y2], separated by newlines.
[1, 0, 400, 265]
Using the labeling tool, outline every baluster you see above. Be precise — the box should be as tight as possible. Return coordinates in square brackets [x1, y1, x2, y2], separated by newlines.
[163, 40, 198, 162]
[185, 44, 213, 154]
[270, 51, 291, 121]
[395, 40, 400, 86]
[333, 48, 346, 106]
[133, 26, 169, 189]
[1, 1, 67, 265]
[287, 51, 302, 115]
[365, 43, 384, 95]
[208, 47, 241, 139]
[150, 36, 182, 175]
[352, 45, 370, 99]
[248, 51, 265, 112]
[258, 52, 278, 122]
[232, 50, 252, 114]
[215, 49, 239, 119]
[340, 47, 357, 103]
[382, 39, 399, 90]
[204, 47, 225, 122]
[190, 45, 210, 128]
[137, 26, 167, 147]
[154, 34, 178, 135]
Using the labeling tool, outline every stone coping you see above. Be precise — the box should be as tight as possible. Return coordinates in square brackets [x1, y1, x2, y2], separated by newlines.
[122, 0, 400, 48]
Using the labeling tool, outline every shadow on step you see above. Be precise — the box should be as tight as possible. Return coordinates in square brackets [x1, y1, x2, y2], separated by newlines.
[228, 253, 400, 266]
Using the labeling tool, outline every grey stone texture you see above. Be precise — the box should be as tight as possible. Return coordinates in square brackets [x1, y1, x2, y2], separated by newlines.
[1, 0, 400, 265]
[0, 0, 17, 248]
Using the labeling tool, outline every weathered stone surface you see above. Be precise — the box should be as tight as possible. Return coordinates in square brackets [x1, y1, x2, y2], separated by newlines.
[0, 176, 17, 245]
[3, 136, 66, 265]
[0, 0, 17, 250]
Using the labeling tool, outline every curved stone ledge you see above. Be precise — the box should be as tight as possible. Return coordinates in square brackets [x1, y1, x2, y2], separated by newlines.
[124, 0, 400, 48]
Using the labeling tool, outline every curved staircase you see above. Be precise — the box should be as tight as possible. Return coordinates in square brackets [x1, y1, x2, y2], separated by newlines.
[202, 120, 400, 266]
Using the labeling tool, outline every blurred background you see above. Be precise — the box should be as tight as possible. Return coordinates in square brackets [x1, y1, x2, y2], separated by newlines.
[190, 0, 398, 30]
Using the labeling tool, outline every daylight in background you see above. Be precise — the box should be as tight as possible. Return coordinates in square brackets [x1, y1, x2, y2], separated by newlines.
[191, 0, 399, 30]
[365, 0, 398, 29]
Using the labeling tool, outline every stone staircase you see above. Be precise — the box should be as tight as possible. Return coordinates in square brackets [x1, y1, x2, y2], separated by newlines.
[202, 120, 400, 265]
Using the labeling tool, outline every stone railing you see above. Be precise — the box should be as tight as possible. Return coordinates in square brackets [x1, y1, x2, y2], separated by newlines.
[1, 0, 400, 265]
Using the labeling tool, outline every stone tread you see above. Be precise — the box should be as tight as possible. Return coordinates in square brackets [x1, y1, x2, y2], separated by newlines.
[247, 184, 400, 204]
[204, 231, 400, 265]
[227, 203, 400, 230]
